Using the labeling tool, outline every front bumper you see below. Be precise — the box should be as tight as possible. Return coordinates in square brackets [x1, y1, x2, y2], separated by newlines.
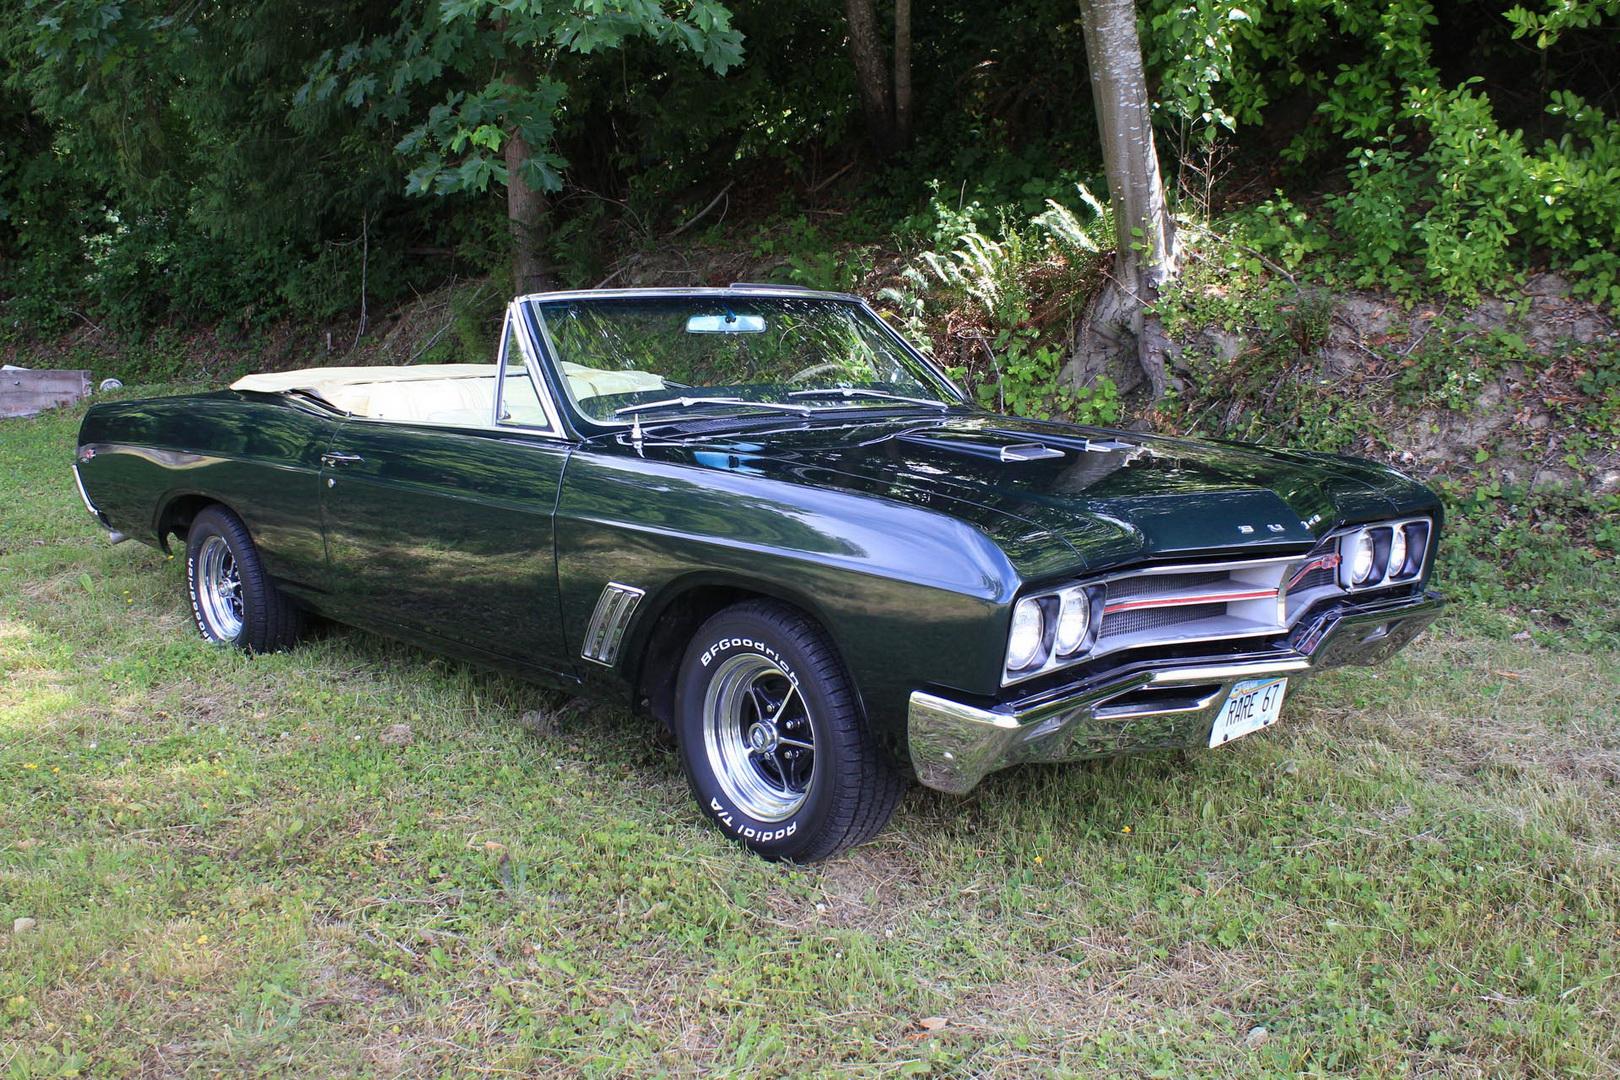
[908, 590, 1444, 794]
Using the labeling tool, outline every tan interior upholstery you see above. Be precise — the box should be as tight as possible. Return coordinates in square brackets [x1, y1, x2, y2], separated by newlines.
[558, 361, 666, 402]
[231, 359, 666, 425]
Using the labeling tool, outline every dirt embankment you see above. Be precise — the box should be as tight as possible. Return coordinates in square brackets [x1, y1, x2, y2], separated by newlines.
[1170, 271, 1620, 495]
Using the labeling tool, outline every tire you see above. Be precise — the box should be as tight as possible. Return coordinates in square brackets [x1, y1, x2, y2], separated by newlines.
[185, 506, 305, 652]
[674, 600, 904, 862]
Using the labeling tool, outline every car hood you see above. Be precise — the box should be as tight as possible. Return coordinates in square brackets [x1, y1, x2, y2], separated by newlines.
[616, 412, 1437, 580]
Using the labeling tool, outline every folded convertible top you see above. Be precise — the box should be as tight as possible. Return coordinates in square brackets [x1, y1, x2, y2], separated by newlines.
[231, 364, 497, 395]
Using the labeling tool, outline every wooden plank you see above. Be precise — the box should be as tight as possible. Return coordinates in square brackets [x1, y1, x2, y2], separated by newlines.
[0, 369, 92, 419]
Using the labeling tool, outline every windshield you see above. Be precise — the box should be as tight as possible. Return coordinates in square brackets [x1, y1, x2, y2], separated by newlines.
[530, 296, 959, 424]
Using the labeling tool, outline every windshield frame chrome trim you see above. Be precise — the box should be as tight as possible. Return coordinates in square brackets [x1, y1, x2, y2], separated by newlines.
[514, 284, 865, 305]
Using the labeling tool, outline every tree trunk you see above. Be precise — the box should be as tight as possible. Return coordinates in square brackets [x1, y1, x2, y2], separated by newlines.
[843, 0, 894, 157]
[1070, 0, 1178, 399]
[893, 0, 913, 148]
[505, 127, 549, 294]
[503, 51, 551, 294]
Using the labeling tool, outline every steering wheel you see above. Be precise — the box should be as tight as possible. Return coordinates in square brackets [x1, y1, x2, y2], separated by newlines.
[787, 361, 843, 384]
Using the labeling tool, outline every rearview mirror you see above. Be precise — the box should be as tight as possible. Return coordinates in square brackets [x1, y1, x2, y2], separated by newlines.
[686, 313, 766, 334]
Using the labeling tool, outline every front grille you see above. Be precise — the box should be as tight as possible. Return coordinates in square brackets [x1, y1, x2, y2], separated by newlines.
[1100, 602, 1225, 638]
[1291, 566, 1336, 592]
[1105, 570, 1229, 600]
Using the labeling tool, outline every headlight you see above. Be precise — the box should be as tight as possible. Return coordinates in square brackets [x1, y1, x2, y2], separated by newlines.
[1006, 597, 1047, 671]
[1387, 527, 1408, 579]
[1347, 530, 1378, 585]
[1393, 521, 1430, 579]
[1054, 589, 1091, 656]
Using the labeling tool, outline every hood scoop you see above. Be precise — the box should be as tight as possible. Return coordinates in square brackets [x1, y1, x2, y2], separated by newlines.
[897, 430, 1065, 463]
[897, 426, 1144, 464]
[989, 428, 1139, 455]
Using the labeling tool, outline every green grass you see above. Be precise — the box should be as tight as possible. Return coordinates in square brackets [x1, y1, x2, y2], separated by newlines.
[2, 402, 1617, 1077]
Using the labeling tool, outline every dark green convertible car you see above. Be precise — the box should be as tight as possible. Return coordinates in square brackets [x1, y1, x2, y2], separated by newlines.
[74, 286, 1444, 860]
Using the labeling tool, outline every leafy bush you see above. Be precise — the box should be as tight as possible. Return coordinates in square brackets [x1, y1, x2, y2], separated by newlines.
[1319, 86, 1620, 304]
[1145, 0, 1620, 307]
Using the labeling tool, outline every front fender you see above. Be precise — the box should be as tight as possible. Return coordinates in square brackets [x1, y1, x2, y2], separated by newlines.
[554, 449, 1022, 747]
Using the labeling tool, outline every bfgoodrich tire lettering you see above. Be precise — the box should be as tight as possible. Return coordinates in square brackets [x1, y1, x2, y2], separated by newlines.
[185, 506, 305, 653]
[675, 600, 904, 861]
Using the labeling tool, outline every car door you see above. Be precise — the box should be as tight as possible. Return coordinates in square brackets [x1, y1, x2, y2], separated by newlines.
[317, 305, 576, 679]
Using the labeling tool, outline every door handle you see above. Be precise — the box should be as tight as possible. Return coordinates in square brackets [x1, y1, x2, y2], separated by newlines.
[321, 451, 363, 467]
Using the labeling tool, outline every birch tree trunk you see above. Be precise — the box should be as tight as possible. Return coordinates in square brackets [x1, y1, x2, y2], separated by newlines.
[843, 0, 895, 156]
[1069, 0, 1178, 399]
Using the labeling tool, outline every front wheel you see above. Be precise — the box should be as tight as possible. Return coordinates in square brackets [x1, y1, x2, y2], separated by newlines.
[185, 506, 305, 652]
[674, 600, 904, 861]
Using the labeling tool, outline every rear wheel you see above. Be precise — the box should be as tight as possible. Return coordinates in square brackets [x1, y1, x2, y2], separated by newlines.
[674, 600, 903, 861]
[185, 506, 305, 652]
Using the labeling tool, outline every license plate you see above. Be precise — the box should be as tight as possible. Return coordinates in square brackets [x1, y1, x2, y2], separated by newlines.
[1208, 677, 1288, 748]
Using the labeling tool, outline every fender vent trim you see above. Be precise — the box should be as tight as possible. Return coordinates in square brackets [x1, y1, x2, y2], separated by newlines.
[581, 582, 646, 666]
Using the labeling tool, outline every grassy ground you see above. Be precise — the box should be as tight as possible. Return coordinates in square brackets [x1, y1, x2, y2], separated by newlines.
[2, 400, 1616, 1078]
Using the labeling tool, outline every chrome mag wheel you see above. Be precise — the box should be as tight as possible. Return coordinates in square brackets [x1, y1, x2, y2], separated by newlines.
[702, 653, 816, 821]
[196, 533, 244, 640]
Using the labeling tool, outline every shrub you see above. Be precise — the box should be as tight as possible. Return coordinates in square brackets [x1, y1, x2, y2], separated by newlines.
[1319, 86, 1620, 305]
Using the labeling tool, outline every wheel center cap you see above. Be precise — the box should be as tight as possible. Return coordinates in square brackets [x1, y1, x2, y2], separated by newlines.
[747, 721, 778, 752]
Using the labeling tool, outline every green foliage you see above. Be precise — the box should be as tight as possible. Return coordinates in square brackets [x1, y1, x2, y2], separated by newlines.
[1145, 0, 1620, 307]
[1505, 0, 1620, 46]
[877, 185, 1114, 422]
[921, 227, 1035, 332]
[415, 281, 507, 365]
[962, 327, 1121, 423]
[3, 0, 1619, 346]
[1143, 0, 1443, 150]
[749, 216, 876, 292]
[1169, 278, 1379, 454]
[301, 1, 743, 200]
[1315, 86, 1620, 304]
[2, 0, 462, 332]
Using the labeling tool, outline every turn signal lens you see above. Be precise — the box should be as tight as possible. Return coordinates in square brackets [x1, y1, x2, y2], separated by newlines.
[1054, 589, 1091, 656]
[1006, 598, 1046, 671]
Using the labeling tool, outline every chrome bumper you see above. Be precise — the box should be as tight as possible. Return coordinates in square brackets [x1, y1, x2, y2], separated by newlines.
[908, 591, 1444, 794]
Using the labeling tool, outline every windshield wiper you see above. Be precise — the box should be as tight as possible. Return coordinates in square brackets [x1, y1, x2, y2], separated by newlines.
[786, 387, 950, 409]
[612, 396, 813, 419]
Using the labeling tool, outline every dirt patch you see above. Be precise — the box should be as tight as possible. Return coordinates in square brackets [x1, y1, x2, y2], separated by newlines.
[950, 937, 1263, 1062]
[794, 842, 928, 930]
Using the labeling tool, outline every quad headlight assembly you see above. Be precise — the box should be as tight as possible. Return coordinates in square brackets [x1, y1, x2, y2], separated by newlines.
[1002, 585, 1103, 683]
[1337, 518, 1431, 590]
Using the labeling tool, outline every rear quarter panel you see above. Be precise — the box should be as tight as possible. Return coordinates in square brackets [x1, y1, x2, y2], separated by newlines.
[76, 392, 336, 594]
